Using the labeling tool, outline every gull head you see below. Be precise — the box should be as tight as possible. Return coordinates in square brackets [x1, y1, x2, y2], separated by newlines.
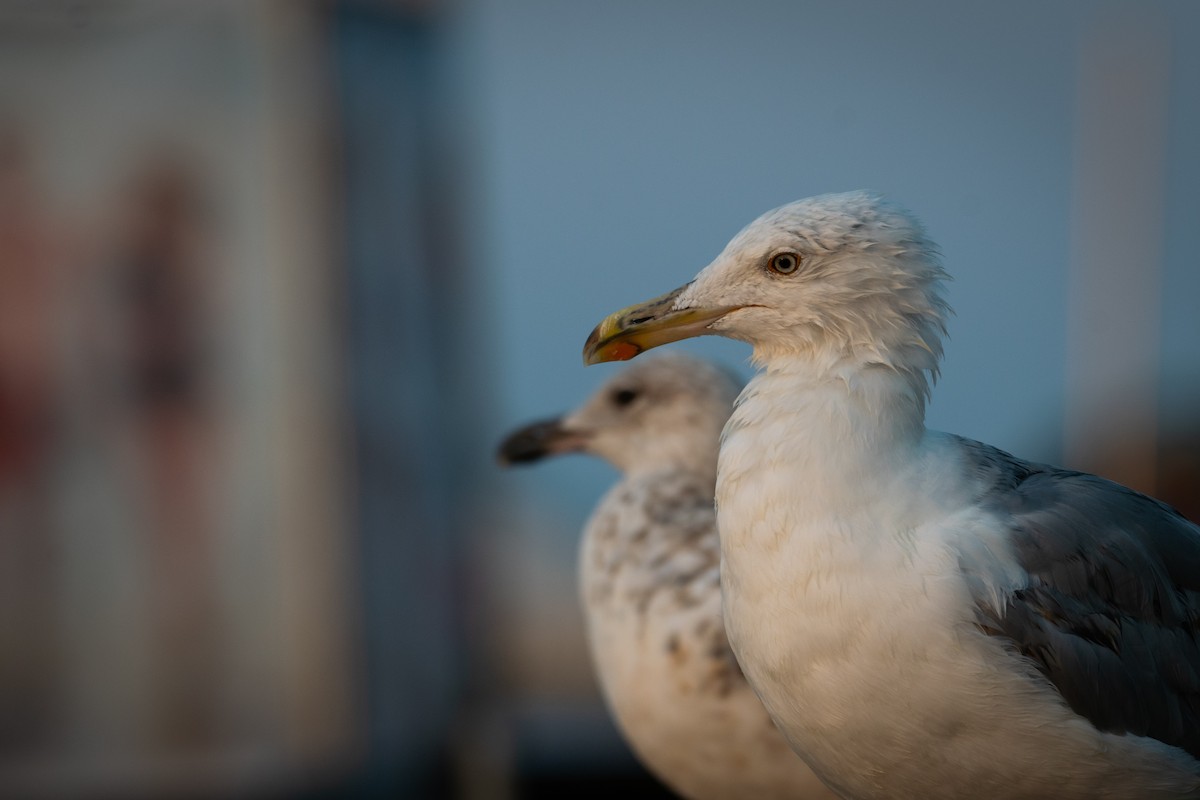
[497, 353, 740, 476]
[583, 191, 950, 378]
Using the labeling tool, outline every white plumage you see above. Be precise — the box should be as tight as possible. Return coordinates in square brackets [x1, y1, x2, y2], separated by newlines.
[499, 353, 837, 800]
[584, 192, 1200, 799]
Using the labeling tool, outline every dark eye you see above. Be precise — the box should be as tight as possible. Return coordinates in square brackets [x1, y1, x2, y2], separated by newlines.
[613, 389, 639, 407]
[768, 251, 802, 275]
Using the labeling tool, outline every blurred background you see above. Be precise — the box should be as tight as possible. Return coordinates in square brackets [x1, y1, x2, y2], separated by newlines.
[0, 0, 1196, 797]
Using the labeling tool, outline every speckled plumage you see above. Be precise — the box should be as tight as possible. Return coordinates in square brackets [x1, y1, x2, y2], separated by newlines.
[584, 192, 1200, 799]
[499, 354, 837, 800]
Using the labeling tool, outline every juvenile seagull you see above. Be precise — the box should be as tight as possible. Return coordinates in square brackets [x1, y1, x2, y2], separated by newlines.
[498, 353, 837, 800]
[583, 192, 1200, 800]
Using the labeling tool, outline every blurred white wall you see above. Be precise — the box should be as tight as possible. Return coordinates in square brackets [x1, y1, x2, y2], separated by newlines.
[0, 3, 356, 796]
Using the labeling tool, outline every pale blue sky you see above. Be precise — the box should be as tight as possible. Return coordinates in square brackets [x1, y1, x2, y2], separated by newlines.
[462, 0, 1200, 522]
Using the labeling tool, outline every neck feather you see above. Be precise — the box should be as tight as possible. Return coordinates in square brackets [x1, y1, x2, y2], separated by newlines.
[607, 435, 721, 482]
[726, 355, 927, 470]
[754, 347, 931, 423]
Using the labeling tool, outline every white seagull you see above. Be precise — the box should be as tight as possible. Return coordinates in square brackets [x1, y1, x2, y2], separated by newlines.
[583, 192, 1200, 800]
[498, 353, 838, 800]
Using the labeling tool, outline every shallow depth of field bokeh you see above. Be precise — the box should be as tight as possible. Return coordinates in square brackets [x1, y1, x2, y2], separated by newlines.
[0, 1, 1197, 798]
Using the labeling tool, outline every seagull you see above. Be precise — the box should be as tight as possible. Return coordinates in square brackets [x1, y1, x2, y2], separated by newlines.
[582, 192, 1200, 800]
[498, 353, 838, 800]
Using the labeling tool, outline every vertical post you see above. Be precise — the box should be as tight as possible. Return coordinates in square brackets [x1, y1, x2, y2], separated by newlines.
[1064, 12, 1170, 493]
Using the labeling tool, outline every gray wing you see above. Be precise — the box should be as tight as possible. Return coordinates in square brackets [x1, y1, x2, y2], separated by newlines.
[958, 437, 1200, 759]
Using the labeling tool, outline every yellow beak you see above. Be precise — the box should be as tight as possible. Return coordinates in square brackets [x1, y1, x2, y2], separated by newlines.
[582, 283, 744, 365]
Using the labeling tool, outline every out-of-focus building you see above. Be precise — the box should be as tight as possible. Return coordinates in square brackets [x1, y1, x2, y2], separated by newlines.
[0, 3, 359, 796]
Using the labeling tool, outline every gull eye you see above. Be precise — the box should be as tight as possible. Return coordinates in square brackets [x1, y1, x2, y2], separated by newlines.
[768, 251, 802, 276]
[612, 389, 639, 407]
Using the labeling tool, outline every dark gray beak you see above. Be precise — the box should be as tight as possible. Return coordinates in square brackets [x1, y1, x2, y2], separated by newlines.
[496, 417, 587, 466]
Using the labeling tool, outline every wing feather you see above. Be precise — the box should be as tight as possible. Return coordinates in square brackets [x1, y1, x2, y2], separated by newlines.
[959, 437, 1200, 758]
